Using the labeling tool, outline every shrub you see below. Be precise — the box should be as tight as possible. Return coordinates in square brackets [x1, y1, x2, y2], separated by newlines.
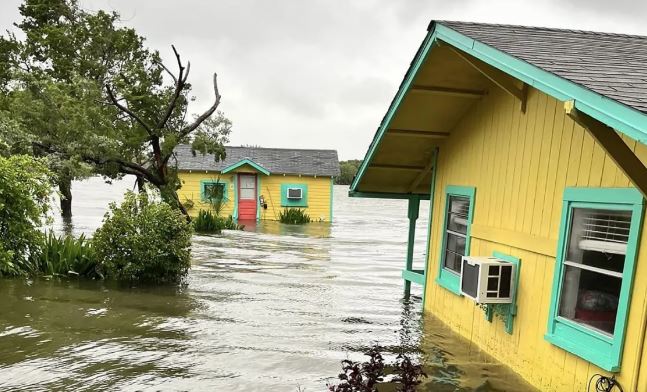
[93, 191, 193, 284]
[0, 155, 53, 277]
[194, 210, 243, 233]
[278, 208, 311, 224]
[38, 232, 100, 278]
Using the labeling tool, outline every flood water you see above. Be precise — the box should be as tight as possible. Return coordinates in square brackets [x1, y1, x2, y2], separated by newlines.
[0, 178, 534, 391]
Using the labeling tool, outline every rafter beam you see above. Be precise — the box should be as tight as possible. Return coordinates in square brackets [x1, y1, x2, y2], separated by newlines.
[372, 163, 427, 171]
[565, 100, 647, 199]
[410, 84, 486, 99]
[408, 150, 436, 192]
[448, 46, 528, 112]
[388, 128, 450, 139]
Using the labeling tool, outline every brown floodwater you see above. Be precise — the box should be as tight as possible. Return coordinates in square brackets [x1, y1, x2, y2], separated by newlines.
[0, 178, 535, 391]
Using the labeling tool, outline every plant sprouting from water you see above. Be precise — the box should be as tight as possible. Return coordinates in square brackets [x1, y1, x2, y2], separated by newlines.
[279, 208, 311, 225]
[327, 347, 426, 391]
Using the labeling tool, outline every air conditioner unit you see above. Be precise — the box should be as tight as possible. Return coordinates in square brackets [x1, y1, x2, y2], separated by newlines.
[460, 256, 515, 304]
[287, 187, 303, 199]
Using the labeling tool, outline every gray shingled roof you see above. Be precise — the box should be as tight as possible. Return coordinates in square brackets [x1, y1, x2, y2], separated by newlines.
[437, 21, 647, 114]
[174, 145, 340, 177]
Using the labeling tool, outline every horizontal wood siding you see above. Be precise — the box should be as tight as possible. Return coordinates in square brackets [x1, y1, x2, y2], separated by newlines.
[177, 172, 236, 217]
[424, 86, 647, 391]
[261, 175, 332, 222]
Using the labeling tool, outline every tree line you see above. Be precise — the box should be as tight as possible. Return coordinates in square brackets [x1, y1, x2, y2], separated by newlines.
[335, 159, 362, 185]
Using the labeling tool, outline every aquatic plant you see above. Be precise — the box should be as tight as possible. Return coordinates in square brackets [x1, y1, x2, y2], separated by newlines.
[193, 210, 243, 233]
[38, 232, 100, 278]
[279, 208, 311, 225]
[327, 347, 426, 392]
[93, 191, 193, 284]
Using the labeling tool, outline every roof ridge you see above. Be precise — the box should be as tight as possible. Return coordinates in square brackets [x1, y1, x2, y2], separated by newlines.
[175, 144, 338, 153]
[432, 20, 647, 40]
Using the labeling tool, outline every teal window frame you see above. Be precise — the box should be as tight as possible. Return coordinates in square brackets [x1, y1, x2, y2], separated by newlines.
[435, 185, 476, 295]
[545, 187, 644, 372]
[200, 179, 229, 203]
[280, 183, 308, 207]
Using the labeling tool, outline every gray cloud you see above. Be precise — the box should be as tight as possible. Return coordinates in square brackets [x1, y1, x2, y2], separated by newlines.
[1, 0, 646, 159]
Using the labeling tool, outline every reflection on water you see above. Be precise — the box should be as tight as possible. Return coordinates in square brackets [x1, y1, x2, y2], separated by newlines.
[0, 179, 534, 391]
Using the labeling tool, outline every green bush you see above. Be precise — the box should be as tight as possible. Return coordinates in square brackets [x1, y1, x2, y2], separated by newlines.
[38, 232, 100, 278]
[278, 208, 311, 224]
[93, 191, 193, 284]
[0, 155, 53, 277]
[194, 210, 243, 233]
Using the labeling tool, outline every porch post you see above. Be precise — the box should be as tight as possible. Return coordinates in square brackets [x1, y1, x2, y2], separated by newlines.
[404, 196, 420, 297]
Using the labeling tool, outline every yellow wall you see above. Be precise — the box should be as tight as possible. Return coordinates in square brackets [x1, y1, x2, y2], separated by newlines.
[177, 172, 237, 217]
[177, 171, 333, 222]
[423, 86, 647, 391]
[259, 175, 332, 222]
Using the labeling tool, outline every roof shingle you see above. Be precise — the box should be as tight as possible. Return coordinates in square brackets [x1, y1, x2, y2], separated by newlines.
[437, 21, 647, 114]
[174, 145, 340, 177]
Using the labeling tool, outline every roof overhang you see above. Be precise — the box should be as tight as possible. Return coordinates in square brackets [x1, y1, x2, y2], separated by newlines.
[350, 21, 647, 199]
[221, 158, 270, 175]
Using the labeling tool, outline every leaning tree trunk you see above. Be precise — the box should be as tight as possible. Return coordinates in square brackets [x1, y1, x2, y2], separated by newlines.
[136, 175, 146, 193]
[59, 178, 73, 218]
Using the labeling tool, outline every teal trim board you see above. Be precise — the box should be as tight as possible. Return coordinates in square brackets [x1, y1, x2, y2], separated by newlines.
[433, 23, 647, 144]
[280, 183, 308, 207]
[402, 269, 425, 285]
[200, 179, 230, 202]
[348, 191, 431, 200]
[422, 148, 439, 307]
[544, 187, 644, 372]
[435, 185, 476, 296]
[485, 251, 521, 335]
[232, 175, 238, 220]
[349, 29, 438, 194]
[221, 158, 270, 176]
[256, 175, 261, 221]
[350, 22, 647, 198]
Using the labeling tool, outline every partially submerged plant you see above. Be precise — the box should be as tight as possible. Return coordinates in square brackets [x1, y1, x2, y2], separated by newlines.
[327, 347, 426, 392]
[193, 210, 243, 233]
[38, 232, 100, 279]
[279, 208, 311, 225]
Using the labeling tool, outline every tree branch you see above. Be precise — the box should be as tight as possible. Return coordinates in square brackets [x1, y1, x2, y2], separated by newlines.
[156, 45, 188, 130]
[178, 73, 221, 140]
[105, 84, 155, 136]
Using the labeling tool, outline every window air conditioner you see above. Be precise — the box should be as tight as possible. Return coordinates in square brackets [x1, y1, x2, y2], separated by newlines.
[460, 256, 515, 304]
[287, 188, 303, 199]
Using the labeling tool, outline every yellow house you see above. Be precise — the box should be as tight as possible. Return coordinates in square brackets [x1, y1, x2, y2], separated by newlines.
[175, 145, 339, 222]
[351, 21, 647, 391]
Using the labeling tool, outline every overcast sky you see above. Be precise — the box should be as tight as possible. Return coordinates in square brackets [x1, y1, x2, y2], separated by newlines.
[1, 1, 646, 160]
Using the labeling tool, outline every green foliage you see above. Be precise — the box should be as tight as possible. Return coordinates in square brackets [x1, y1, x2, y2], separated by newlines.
[0, 155, 53, 276]
[193, 210, 242, 233]
[38, 231, 100, 278]
[279, 208, 311, 225]
[203, 178, 228, 216]
[335, 159, 362, 185]
[93, 191, 193, 283]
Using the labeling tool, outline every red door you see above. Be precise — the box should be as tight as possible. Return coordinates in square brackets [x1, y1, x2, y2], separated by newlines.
[238, 174, 257, 220]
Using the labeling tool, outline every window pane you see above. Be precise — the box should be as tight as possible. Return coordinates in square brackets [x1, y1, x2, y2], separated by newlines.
[558, 207, 631, 336]
[446, 232, 466, 254]
[240, 188, 255, 200]
[444, 250, 462, 273]
[558, 265, 621, 335]
[204, 184, 225, 200]
[447, 196, 470, 233]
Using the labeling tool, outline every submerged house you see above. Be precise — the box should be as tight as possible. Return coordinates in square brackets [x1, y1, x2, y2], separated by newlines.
[351, 21, 647, 391]
[175, 145, 339, 222]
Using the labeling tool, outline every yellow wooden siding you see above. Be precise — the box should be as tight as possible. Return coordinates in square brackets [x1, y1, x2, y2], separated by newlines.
[423, 86, 647, 391]
[260, 175, 332, 222]
[177, 172, 332, 222]
[177, 172, 237, 217]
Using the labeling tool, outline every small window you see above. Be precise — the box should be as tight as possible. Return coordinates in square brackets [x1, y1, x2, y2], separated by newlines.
[201, 180, 228, 203]
[436, 186, 475, 295]
[546, 188, 644, 372]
